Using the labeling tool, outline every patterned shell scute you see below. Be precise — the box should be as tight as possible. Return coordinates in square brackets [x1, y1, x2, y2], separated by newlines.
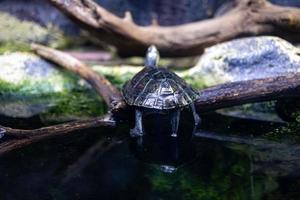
[122, 67, 198, 110]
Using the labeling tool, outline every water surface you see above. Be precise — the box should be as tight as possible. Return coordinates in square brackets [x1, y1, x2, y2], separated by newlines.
[0, 112, 299, 200]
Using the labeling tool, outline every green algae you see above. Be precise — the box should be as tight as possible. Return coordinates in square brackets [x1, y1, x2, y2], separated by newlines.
[0, 58, 107, 121]
[263, 122, 300, 144]
[181, 74, 209, 90]
[0, 12, 75, 53]
[39, 91, 106, 123]
[0, 70, 85, 96]
[145, 149, 270, 200]
[0, 42, 31, 54]
[0, 10, 113, 54]
[0, 77, 106, 122]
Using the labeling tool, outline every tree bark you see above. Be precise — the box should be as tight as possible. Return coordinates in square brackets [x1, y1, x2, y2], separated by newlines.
[196, 74, 300, 112]
[113, 73, 300, 115]
[0, 114, 115, 156]
[47, 0, 300, 57]
[31, 44, 122, 107]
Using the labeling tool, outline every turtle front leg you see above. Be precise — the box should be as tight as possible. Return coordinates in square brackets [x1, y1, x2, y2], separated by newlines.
[191, 103, 201, 134]
[171, 110, 181, 137]
[130, 109, 144, 137]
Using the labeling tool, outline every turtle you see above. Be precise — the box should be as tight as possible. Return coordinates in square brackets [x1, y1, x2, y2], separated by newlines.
[122, 45, 200, 138]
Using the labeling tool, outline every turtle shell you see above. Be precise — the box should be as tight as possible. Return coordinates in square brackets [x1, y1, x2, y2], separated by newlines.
[122, 67, 198, 110]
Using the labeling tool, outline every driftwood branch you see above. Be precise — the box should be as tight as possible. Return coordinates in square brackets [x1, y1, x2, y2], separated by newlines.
[196, 73, 300, 112]
[113, 72, 300, 114]
[47, 0, 300, 56]
[31, 44, 122, 107]
[32, 43, 128, 114]
[0, 114, 115, 156]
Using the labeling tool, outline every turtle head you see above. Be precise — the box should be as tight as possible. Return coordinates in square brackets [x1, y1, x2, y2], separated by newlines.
[145, 45, 160, 67]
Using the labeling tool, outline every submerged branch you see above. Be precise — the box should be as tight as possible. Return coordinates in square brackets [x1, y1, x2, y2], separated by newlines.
[0, 114, 115, 156]
[62, 135, 127, 183]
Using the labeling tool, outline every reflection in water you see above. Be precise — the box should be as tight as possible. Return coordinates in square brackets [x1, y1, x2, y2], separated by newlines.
[0, 127, 5, 139]
[0, 113, 300, 199]
[160, 165, 177, 173]
[129, 111, 197, 173]
[195, 130, 300, 177]
[62, 135, 128, 183]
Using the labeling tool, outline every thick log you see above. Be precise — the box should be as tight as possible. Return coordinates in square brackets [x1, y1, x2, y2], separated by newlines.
[31, 44, 122, 107]
[196, 73, 300, 112]
[112, 73, 300, 115]
[47, 0, 300, 57]
[0, 114, 115, 156]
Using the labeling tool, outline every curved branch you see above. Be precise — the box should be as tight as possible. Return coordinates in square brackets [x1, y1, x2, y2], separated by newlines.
[47, 0, 300, 56]
[31, 44, 128, 116]
[31, 44, 122, 107]
[0, 114, 115, 156]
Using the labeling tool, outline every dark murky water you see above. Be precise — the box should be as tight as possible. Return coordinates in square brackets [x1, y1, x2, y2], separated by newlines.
[0, 112, 300, 200]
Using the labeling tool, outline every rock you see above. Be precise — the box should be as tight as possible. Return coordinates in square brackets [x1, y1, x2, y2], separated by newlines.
[0, 0, 79, 36]
[0, 12, 66, 53]
[189, 36, 300, 86]
[0, 52, 105, 121]
[0, 98, 55, 118]
[0, 52, 88, 95]
[188, 36, 300, 122]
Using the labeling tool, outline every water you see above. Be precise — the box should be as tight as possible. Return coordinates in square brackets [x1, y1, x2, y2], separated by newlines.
[0, 128, 5, 139]
[0, 112, 300, 200]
